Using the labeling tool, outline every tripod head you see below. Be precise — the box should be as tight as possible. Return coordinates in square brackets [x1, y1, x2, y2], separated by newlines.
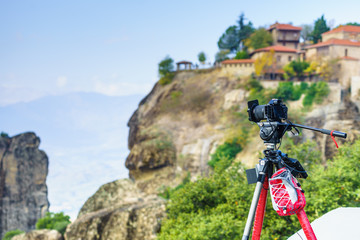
[247, 99, 347, 146]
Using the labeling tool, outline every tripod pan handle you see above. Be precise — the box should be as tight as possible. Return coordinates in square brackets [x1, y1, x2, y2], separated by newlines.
[321, 129, 347, 139]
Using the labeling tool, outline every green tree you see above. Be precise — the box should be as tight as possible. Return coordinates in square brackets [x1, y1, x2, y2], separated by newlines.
[158, 56, 175, 85]
[217, 26, 240, 52]
[300, 24, 314, 42]
[234, 50, 249, 59]
[215, 49, 230, 63]
[217, 13, 254, 53]
[0, 132, 9, 138]
[311, 15, 330, 43]
[244, 28, 273, 50]
[36, 212, 71, 235]
[345, 22, 360, 26]
[283, 60, 310, 80]
[3, 230, 24, 240]
[237, 13, 255, 50]
[198, 52, 206, 65]
[158, 56, 174, 77]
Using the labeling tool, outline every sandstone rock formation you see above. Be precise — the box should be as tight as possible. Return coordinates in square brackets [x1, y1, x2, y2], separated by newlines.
[67, 69, 359, 239]
[12, 229, 62, 240]
[304, 100, 360, 160]
[0, 132, 49, 238]
[65, 179, 165, 240]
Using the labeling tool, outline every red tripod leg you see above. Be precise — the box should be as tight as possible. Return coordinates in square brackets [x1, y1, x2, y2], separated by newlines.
[251, 177, 269, 240]
[296, 209, 317, 240]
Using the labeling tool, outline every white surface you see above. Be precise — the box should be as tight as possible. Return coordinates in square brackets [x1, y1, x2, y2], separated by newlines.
[288, 207, 360, 240]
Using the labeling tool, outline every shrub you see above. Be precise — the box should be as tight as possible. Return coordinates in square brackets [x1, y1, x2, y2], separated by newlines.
[36, 212, 71, 235]
[208, 138, 243, 169]
[0, 132, 9, 138]
[159, 173, 191, 200]
[3, 229, 24, 240]
[303, 81, 329, 106]
[274, 82, 308, 102]
[158, 139, 360, 240]
[158, 56, 174, 76]
[234, 50, 249, 60]
[159, 72, 175, 86]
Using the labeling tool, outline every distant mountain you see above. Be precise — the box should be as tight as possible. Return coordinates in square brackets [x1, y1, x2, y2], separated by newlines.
[0, 92, 144, 219]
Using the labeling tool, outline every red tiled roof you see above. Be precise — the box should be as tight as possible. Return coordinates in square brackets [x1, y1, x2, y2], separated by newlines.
[221, 59, 255, 64]
[305, 39, 360, 49]
[252, 45, 298, 53]
[176, 61, 192, 64]
[323, 25, 360, 35]
[340, 56, 359, 61]
[268, 23, 302, 31]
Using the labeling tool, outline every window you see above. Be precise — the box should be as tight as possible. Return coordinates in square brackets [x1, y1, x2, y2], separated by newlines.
[288, 56, 292, 62]
[277, 56, 281, 62]
[345, 49, 348, 57]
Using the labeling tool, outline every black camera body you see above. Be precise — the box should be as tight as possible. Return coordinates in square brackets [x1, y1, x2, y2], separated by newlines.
[247, 99, 288, 122]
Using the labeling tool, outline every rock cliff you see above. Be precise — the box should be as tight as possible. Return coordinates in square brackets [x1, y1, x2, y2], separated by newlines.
[0, 132, 49, 238]
[12, 229, 62, 240]
[67, 69, 359, 239]
[65, 179, 165, 240]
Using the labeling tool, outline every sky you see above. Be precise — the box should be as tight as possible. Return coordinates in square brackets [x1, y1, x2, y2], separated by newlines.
[1, 0, 360, 220]
[2, 0, 360, 106]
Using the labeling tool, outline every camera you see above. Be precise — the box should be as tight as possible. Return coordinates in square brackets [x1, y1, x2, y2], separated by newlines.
[247, 99, 288, 122]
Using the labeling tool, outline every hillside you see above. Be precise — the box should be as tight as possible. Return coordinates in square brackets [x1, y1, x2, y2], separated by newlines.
[64, 69, 360, 239]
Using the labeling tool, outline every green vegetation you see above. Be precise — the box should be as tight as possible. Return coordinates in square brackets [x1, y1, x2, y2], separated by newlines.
[2, 229, 24, 240]
[234, 50, 249, 60]
[217, 13, 254, 53]
[283, 60, 310, 79]
[198, 52, 206, 64]
[274, 82, 308, 102]
[310, 15, 330, 43]
[246, 78, 329, 107]
[159, 173, 191, 200]
[300, 24, 313, 42]
[0, 132, 9, 138]
[215, 50, 230, 63]
[158, 139, 360, 239]
[303, 81, 330, 106]
[208, 138, 243, 169]
[244, 28, 273, 50]
[158, 56, 175, 85]
[36, 212, 71, 236]
[345, 22, 360, 26]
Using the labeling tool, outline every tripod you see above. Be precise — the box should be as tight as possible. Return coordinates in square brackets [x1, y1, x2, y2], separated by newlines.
[241, 122, 347, 240]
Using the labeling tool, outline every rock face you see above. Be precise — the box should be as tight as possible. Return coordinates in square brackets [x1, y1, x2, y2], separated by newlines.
[12, 229, 62, 240]
[125, 70, 242, 194]
[304, 100, 360, 160]
[68, 69, 359, 239]
[65, 179, 165, 240]
[0, 132, 49, 238]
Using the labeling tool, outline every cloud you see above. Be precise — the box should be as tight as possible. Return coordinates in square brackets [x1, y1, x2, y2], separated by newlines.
[57, 76, 68, 87]
[93, 81, 153, 96]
